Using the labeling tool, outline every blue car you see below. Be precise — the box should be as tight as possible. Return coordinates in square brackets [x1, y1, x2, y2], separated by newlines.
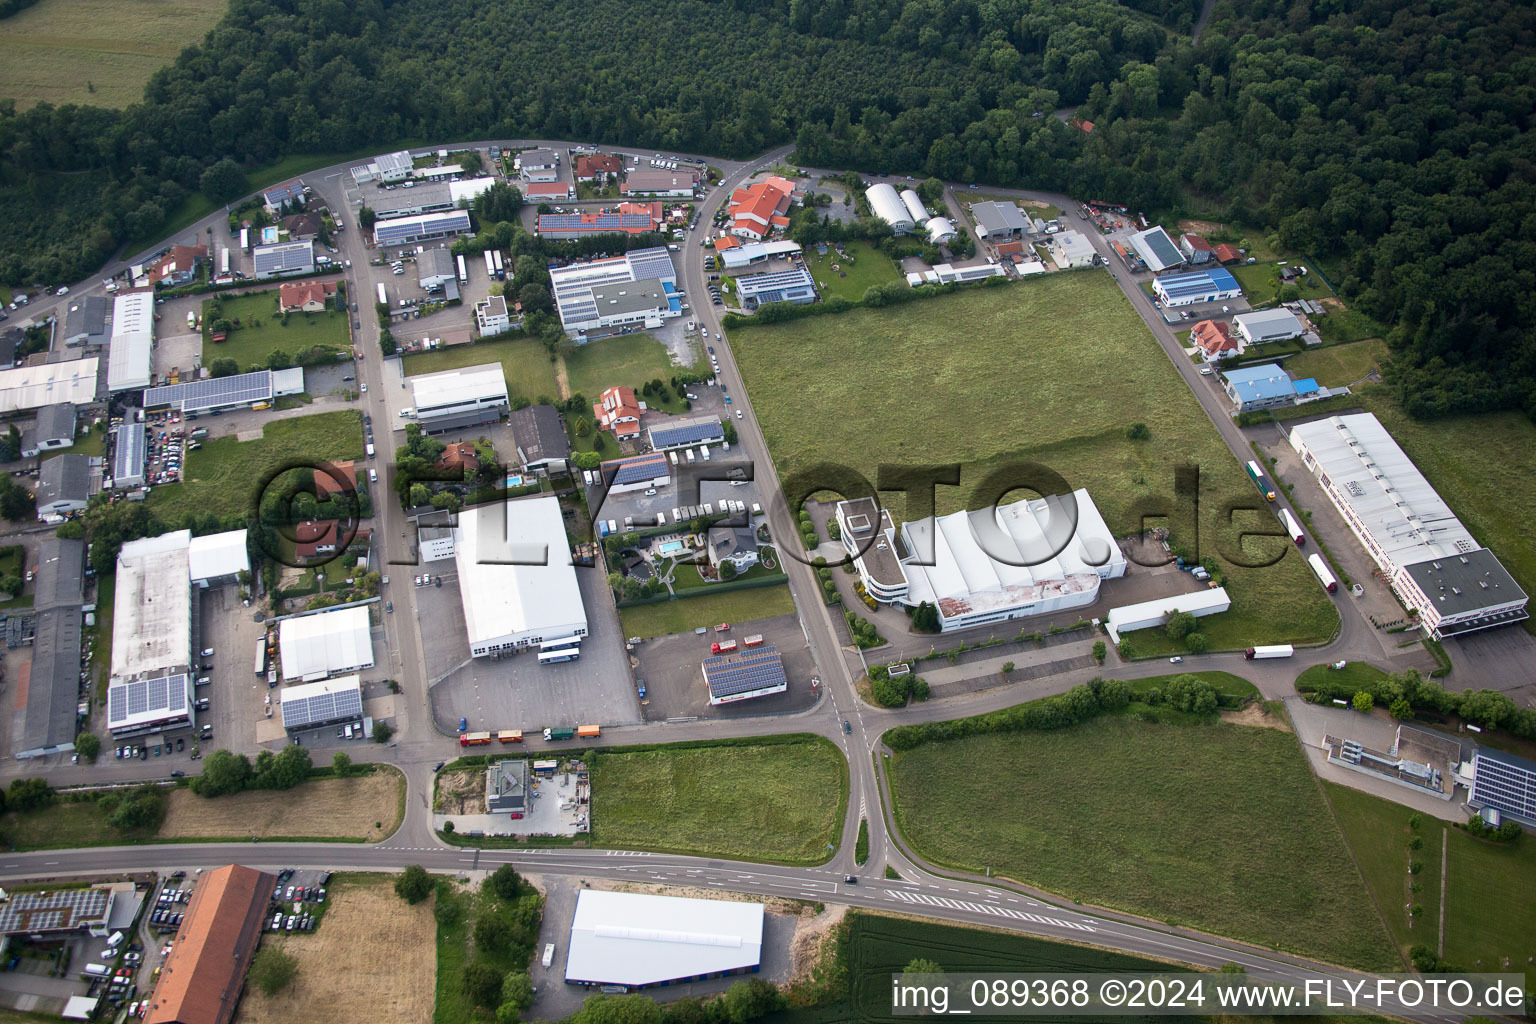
[458, 717, 468, 733]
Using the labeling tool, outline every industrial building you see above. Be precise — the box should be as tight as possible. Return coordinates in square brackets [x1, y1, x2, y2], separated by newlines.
[735, 267, 816, 308]
[252, 240, 316, 280]
[583, 280, 678, 331]
[0, 357, 99, 414]
[109, 289, 156, 393]
[108, 532, 195, 736]
[933, 262, 1003, 284]
[143, 368, 304, 415]
[1105, 588, 1231, 641]
[142, 865, 278, 1024]
[417, 248, 457, 291]
[278, 675, 364, 732]
[22, 402, 78, 458]
[351, 149, 414, 185]
[566, 890, 763, 988]
[454, 495, 587, 657]
[600, 453, 671, 495]
[970, 201, 1031, 239]
[1050, 230, 1096, 268]
[487, 759, 529, 813]
[1289, 413, 1528, 637]
[475, 294, 512, 337]
[62, 294, 109, 347]
[719, 240, 801, 270]
[1179, 232, 1214, 264]
[900, 189, 930, 223]
[279, 606, 374, 681]
[1129, 226, 1184, 272]
[1465, 748, 1536, 827]
[647, 415, 724, 451]
[925, 216, 958, 244]
[14, 537, 86, 760]
[537, 204, 662, 239]
[111, 421, 146, 488]
[365, 177, 495, 219]
[0, 882, 134, 936]
[408, 363, 510, 434]
[865, 182, 915, 233]
[1152, 267, 1242, 307]
[703, 645, 787, 705]
[1221, 363, 1319, 412]
[622, 169, 700, 197]
[373, 209, 472, 247]
[549, 247, 679, 334]
[838, 490, 1126, 632]
[508, 404, 570, 474]
[36, 453, 92, 518]
[187, 529, 249, 587]
[1232, 308, 1304, 344]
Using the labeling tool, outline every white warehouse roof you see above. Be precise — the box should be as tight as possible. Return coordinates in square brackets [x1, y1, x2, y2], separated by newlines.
[108, 290, 156, 393]
[187, 529, 249, 583]
[279, 605, 375, 682]
[565, 890, 763, 988]
[866, 182, 915, 231]
[0, 357, 99, 414]
[1107, 587, 1231, 634]
[112, 532, 193, 681]
[410, 363, 508, 414]
[454, 496, 586, 652]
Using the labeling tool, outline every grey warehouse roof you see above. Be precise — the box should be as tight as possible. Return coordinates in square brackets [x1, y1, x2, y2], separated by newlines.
[112, 421, 146, 485]
[38, 453, 90, 506]
[36, 402, 77, 444]
[1400, 550, 1527, 619]
[15, 536, 87, 759]
[509, 404, 570, 465]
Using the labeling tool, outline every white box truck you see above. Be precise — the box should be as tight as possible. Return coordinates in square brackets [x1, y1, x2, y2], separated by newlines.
[669, 451, 679, 465]
[699, 445, 710, 461]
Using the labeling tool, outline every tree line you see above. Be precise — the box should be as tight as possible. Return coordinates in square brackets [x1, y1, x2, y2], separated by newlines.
[0, 0, 1533, 419]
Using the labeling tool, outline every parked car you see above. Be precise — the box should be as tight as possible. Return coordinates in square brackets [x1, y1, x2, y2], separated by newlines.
[200, 648, 214, 658]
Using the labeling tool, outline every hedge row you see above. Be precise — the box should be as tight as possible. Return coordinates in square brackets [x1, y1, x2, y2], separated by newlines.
[1297, 667, 1536, 739]
[614, 573, 787, 607]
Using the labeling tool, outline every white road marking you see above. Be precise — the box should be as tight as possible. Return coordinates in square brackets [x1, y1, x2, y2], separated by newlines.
[886, 889, 1095, 932]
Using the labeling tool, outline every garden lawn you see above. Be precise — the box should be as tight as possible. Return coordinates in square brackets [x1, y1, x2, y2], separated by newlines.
[733, 272, 1337, 649]
[618, 582, 795, 639]
[591, 737, 845, 862]
[806, 240, 902, 302]
[888, 715, 1396, 969]
[203, 288, 351, 370]
[1284, 339, 1389, 388]
[403, 336, 560, 408]
[147, 411, 363, 521]
[561, 333, 690, 400]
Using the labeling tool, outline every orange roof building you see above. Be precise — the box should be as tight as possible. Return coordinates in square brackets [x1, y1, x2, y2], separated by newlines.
[575, 153, 623, 182]
[436, 441, 479, 475]
[593, 385, 643, 439]
[1213, 243, 1242, 264]
[994, 241, 1025, 257]
[278, 279, 338, 313]
[1190, 319, 1238, 361]
[146, 245, 208, 287]
[142, 864, 276, 1024]
[313, 461, 357, 499]
[728, 180, 794, 240]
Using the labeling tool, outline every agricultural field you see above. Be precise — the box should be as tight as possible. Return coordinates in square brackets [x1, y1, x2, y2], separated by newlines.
[617, 583, 795, 639]
[202, 288, 351, 370]
[732, 273, 1337, 649]
[403, 336, 560, 408]
[146, 411, 363, 521]
[0, 0, 227, 109]
[562, 333, 689, 399]
[237, 873, 436, 1024]
[590, 736, 845, 862]
[805, 240, 903, 302]
[887, 714, 1397, 969]
[1284, 339, 1390, 388]
[158, 770, 404, 841]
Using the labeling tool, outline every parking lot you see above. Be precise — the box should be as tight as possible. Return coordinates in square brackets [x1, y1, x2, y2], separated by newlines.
[425, 564, 643, 734]
[594, 452, 759, 531]
[633, 610, 820, 720]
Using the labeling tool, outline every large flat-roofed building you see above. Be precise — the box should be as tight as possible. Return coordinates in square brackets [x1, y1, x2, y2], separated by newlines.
[970, 201, 1031, 239]
[719, 240, 801, 270]
[839, 491, 1125, 632]
[373, 209, 472, 247]
[365, 177, 495, 219]
[252, 240, 315, 280]
[486, 758, 529, 813]
[351, 150, 414, 185]
[1233, 308, 1304, 344]
[279, 675, 363, 732]
[736, 268, 816, 307]
[143, 368, 303, 416]
[584, 280, 678, 332]
[702, 646, 787, 705]
[549, 247, 679, 333]
[15, 537, 86, 760]
[187, 529, 248, 587]
[1106, 587, 1230, 638]
[0, 883, 128, 936]
[475, 294, 511, 337]
[107, 531, 195, 736]
[508, 404, 570, 474]
[565, 890, 763, 989]
[109, 290, 156, 393]
[1466, 748, 1536, 827]
[1152, 267, 1242, 307]
[621, 168, 700, 197]
[409, 363, 509, 434]
[1050, 230, 1096, 268]
[0, 357, 99, 414]
[278, 605, 374, 681]
[142, 865, 277, 1024]
[454, 496, 587, 657]
[647, 415, 723, 451]
[62, 294, 110, 347]
[600, 453, 671, 495]
[1129, 226, 1184, 272]
[1290, 413, 1528, 637]
[111, 421, 146, 489]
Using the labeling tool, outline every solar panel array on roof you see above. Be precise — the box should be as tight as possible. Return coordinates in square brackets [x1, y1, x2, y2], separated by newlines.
[626, 247, 675, 281]
[252, 241, 314, 278]
[280, 680, 364, 730]
[112, 422, 146, 486]
[107, 673, 190, 731]
[538, 213, 656, 234]
[703, 646, 788, 699]
[374, 210, 471, 246]
[0, 887, 111, 934]
[647, 418, 723, 450]
[1469, 749, 1536, 825]
[143, 371, 274, 413]
[609, 455, 670, 486]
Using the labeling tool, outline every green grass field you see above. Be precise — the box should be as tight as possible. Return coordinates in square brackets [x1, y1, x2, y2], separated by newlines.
[1321, 783, 1439, 967]
[562, 333, 690, 400]
[733, 273, 1337, 649]
[806, 240, 902, 302]
[1316, 305, 1388, 345]
[617, 582, 796, 639]
[203, 289, 351, 370]
[403, 336, 560, 407]
[146, 411, 362, 521]
[1296, 661, 1389, 693]
[433, 876, 543, 1024]
[0, 0, 227, 109]
[888, 714, 1397, 969]
[590, 737, 845, 862]
[1284, 339, 1389, 387]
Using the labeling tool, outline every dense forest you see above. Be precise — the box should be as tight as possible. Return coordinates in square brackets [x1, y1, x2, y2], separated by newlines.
[0, 0, 1533, 418]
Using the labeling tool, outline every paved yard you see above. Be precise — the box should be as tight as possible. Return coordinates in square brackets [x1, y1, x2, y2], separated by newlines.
[632, 610, 820, 720]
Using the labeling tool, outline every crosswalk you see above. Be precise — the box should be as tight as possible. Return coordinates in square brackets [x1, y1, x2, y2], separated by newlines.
[885, 888, 1096, 932]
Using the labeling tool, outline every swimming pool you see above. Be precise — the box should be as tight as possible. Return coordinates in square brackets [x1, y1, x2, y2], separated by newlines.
[505, 475, 524, 488]
[657, 540, 685, 555]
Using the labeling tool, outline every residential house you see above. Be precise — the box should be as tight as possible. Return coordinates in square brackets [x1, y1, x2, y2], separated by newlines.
[475, 294, 511, 337]
[262, 179, 309, 215]
[728, 179, 794, 240]
[707, 525, 759, 573]
[147, 245, 208, 288]
[575, 154, 623, 184]
[593, 386, 644, 440]
[435, 441, 480, 477]
[312, 461, 357, 500]
[518, 148, 560, 182]
[277, 280, 338, 314]
[1190, 319, 1238, 362]
[282, 212, 324, 241]
[293, 520, 372, 560]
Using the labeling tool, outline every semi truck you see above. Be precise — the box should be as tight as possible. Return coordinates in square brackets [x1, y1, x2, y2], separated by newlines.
[1307, 553, 1339, 594]
[1279, 508, 1305, 546]
[544, 726, 575, 741]
[459, 731, 492, 746]
[1245, 460, 1276, 502]
[577, 725, 601, 739]
[711, 640, 738, 654]
[1244, 644, 1295, 660]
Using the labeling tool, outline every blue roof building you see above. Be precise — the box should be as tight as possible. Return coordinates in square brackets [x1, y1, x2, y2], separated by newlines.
[648, 416, 725, 452]
[1468, 747, 1536, 827]
[601, 453, 671, 494]
[1221, 363, 1305, 412]
[1152, 267, 1242, 307]
[736, 268, 817, 308]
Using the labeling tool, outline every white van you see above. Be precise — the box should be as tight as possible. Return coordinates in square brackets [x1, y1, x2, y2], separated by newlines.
[344, 724, 354, 740]
[84, 963, 111, 978]
[369, 469, 378, 483]
[107, 931, 125, 948]
[542, 943, 556, 968]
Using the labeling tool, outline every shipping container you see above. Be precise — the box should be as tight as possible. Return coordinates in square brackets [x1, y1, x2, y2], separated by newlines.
[1307, 553, 1338, 594]
[459, 731, 492, 746]
[1279, 508, 1305, 546]
[497, 730, 524, 743]
[1244, 644, 1295, 660]
[576, 724, 601, 738]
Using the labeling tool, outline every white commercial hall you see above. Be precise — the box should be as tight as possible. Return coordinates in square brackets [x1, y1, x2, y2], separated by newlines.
[278, 605, 375, 682]
[454, 495, 587, 657]
[565, 890, 763, 989]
